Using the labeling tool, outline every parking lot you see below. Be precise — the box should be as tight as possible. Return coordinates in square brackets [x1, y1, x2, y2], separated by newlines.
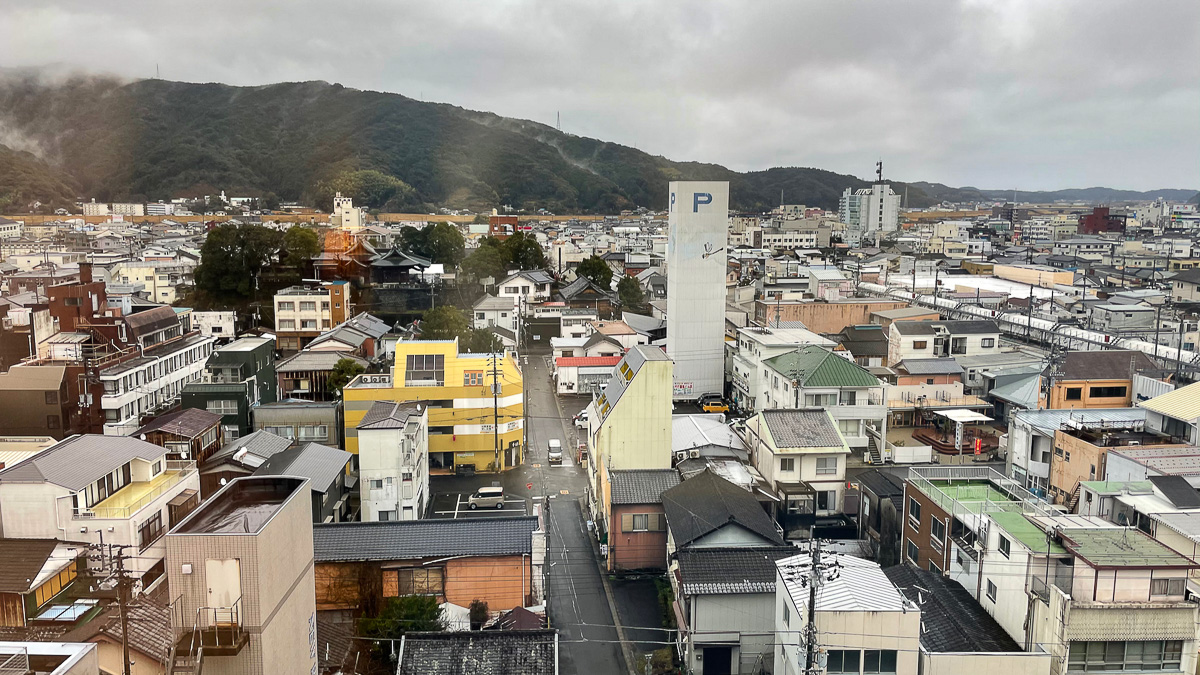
[428, 489, 531, 518]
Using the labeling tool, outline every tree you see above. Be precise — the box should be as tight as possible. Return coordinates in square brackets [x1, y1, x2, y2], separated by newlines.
[503, 232, 546, 270]
[469, 599, 489, 630]
[460, 245, 507, 282]
[358, 596, 445, 642]
[424, 222, 465, 267]
[326, 358, 366, 396]
[282, 226, 320, 266]
[473, 213, 490, 224]
[461, 329, 502, 354]
[313, 169, 417, 211]
[261, 191, 281, 210]
[617, 275, 647, 312]
[421, 306, 469, 341]
[193, 223, 283, 298]
[576, 255, 613, 290]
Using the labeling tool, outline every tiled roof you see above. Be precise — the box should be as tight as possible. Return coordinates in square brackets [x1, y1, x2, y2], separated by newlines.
[358, 401, 423, 430]
[555, 356, 622, 368]
[276, 351, 367, 373]
[662, 470, 784, 547]
[677, 546, 796, 595]
[759, 409, 845, 450]
[1053, 349, 1158, 381]
[898, 358, 964, 376]
[0, 435, 164, 490]
[609, 469, 680, 505]
[885, 564, 1021, 653]
[763, 346, 880, 388]
[398, 630, 557, 675]
[253, 442, 351, 492]
[134, 407, 221, 438]
[313, 517, 538, 562]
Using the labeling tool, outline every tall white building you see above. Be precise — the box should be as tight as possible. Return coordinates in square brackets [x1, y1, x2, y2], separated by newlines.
[357, 401, 430, 522]
[331, 191, 364, 230]
[666, 181, 728, 400]
[839, 183, 901, 245]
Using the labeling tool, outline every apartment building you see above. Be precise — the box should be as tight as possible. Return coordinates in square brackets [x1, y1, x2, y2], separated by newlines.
[728, 326, 836, 412]
[273, 282, 351, 351]
[166, 476, 317, 675]
[1042, 350, 1158, 410]
[758, 346, 885, 449]
[99, 307, 217, 436]
[343, 338, 523, 472]
[0, 435, 200, 583]
[1046, 420, 1189, 508]
[357, 401, 430, 522]
[181, 336, 278, 440]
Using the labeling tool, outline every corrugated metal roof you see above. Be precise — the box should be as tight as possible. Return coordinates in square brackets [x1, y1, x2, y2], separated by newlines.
[555, 356, 622, 368]
[253, 442, 351, 492]
[1015, 407, 1146, 436]
[1139, 381, 1200, 422]
[672, 415, 743, 454]
[0, 435, 165, 490]
[778, 552, 910, 612]
[313, 517, 538, 561]
[898, 358, 964, 376]
[276, 351, 367, 373]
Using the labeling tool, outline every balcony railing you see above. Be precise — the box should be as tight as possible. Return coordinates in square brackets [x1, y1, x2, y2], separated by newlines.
[77, 461, 196, 520]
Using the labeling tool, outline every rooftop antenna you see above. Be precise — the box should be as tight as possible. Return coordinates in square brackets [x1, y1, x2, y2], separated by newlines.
[876, 159, 883, 183]
[156, 63, 160, 79]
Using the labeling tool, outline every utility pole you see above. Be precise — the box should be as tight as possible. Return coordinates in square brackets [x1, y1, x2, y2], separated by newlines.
[804, 538, 821, 674]
[492, 354, 501, 471]
[82, 543, 135, 675]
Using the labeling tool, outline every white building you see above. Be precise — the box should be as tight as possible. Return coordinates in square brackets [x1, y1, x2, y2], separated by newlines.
[728, 326, 836, 412]
[331, 191, 364, 230]
[839, 183, 901, 244]
[666, 181, 729, 400]
[0, 217, 23, 240]
[0, 434, 200, 582]
[497, 270, 555, 309]
[759, 346, 886, 450]
[357, 401, 429, 522]
[472, 294, 519, 336]
[191, 310, 237, 340]
[81, 200, 109, 217]
[110, 203, 144, 217]
[746, 409, 851, 526]
[887, 319, 1001, 366]
[145, 202, 177, 216]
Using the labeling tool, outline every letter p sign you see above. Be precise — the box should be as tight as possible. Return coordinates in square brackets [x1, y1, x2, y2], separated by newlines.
[693, 192, 713, 212]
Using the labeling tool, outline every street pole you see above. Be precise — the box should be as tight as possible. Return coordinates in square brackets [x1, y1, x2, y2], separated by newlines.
[492, 354, 501, 471]
[804, 537, 821, 674]
[116, 547, 131, 675]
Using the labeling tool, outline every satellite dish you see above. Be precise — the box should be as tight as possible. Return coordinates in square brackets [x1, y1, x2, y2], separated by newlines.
[139, 434, 147, 440]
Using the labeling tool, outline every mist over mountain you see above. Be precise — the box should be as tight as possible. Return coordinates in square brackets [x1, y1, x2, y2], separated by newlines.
[0, 72, 1193, 213]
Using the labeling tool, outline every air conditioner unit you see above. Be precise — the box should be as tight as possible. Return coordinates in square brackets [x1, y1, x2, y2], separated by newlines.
[689, 449, 701, 459]
[674, 451, 687, 463]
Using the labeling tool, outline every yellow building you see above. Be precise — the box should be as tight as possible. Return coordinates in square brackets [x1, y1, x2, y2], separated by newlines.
[342, 339, 524, 472]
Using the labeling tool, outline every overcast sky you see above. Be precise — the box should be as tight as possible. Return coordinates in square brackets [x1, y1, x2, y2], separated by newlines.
[2, 0, 1197, 191]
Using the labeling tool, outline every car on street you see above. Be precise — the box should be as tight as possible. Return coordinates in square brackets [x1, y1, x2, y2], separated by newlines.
[699, 395, 730, 413]
[548, 438, 563, 465]
[468, 486, 505, 509]
[573, 410, 589, 428]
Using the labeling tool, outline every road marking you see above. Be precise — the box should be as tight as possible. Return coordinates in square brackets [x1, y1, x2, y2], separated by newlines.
[560, 490, 569, 495]
[532, 463, 541, 468]
[454, 494, 461, 519]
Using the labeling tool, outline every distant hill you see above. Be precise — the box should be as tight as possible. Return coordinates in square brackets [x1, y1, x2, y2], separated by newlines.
[0, 72, 1191, 214]
[909, 182, 1198, 206]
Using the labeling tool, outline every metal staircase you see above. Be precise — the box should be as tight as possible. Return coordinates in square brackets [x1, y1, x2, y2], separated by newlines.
[867, 436, 884, 464]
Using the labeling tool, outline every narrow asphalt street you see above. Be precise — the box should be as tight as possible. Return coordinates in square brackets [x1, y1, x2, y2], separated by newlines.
[427, 348, 627, 675]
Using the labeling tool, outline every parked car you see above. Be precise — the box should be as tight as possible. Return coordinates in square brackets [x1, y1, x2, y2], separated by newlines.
[700, 398, 730, 413]
[573, 410, 589, 428]
[548, 439, 563, 465]
[468, 486, 505, 509]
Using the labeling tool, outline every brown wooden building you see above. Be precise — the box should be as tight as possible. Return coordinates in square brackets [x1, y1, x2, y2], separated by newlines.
[312, 517, 542, 613]
[604, 469, 680, 571]
[133, 407, 222, 464]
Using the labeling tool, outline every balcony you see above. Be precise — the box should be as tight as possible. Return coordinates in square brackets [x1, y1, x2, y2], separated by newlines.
[78, 461, 196, 520]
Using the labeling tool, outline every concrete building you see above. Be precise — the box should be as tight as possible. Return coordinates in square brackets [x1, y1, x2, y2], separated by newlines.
[0, 435, 201, 582]
[356, 401, 429, 522]
[343, 339, 523, 472]
[330, 192, 363, 231]
[252, 442, 353, 523]
[181, 336, 278, 441]
[1042, 350, 1158, 410]
[728, 326, 836, 412]
[273, 282, 351, 352]
[471, 294, 519, 337]
[758, 346, 886, 449]
[190, 311, 236, 341]
[585, 345, 673, 533]
[887, 320, 1001, 366]
[165, 476, 317, 675]
[839, 183, 901, 244]
[252, 399, 343, 449]
[666, 181, 729, 401]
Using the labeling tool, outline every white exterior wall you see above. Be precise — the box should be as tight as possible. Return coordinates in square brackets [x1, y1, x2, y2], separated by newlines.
[100, 337, 217, 435]
[666, 181, 729, 400]
[193, 311, 237, 340]
[686, 592, 776, 675]
[976, 526, 1036, 644]
[358, 412, 430, 522]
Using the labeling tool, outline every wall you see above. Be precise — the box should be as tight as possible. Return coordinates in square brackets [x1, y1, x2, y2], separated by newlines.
[754, 300, 910, 334]
[922, 651, 1052, 675]
[92, 641, 162, 675]
[689, 592, 776, 675]
[444, 556, 533, 610]
[666, 181, 729, 400]
[609, 504, 668, 570]
[1047, 378, 1133, 409]
[994, 265, 1074, 289]
[901, 484, 952, 572]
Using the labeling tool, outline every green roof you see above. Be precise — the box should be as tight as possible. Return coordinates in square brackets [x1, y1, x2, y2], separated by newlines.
[1060, 527, 1198, 568]
[1079, 481, 1153, 495]
[990, 512, 1067, 554]
[763, 346, 880, 388]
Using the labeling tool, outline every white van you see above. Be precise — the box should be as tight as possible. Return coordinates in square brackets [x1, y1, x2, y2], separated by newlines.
[468, 486, 505, 509]
[547, 438, 563, 465]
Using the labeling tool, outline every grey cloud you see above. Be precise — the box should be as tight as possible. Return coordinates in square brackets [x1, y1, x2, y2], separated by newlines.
[0, 0, 1196, 190]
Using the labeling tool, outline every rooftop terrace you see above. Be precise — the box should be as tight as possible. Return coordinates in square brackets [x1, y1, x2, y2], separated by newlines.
[173, 477, 304, 535]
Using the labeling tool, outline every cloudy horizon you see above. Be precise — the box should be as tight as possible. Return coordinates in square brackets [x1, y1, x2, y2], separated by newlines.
[2, 0, 1197, 192]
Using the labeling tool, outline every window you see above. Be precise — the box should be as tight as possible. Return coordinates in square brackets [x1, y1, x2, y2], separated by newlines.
[405, 354, 445, 385]
[986, 579, 997, 602]
[402, 472, 413, 481]
[838, 418, 860, 435]
[827, 650, 860, 674]
[476, 312, 485, 320]
[46, 414, 60, 430]
[631, 514, 649, 531]
[206, 400, 238, 415]
[222, 424, 240, 440]
[1068, 640, 1183, 672]
[926, 378, 935, 385]
[383, 567, 445, 596]
[299, 425, 328, 441]
[464, 371, 485, 386]
[908, 497, 921, 528]
[138, 511, 164, 551]
[816, 457, 837, 475]
[1065, 387, 1083, 401]
[1150, 578, 1186, 597]
[804, 393, 837, 407]
[912, 340, 927, 350]
[951, 337, 967, 354]
[838, 390, 857, 405]
[780, 457, 795, 472]
[278, 302, 294, 311]
[300, 319, 317, 330]
[265, 425, 296, 440]
[863, 650, 897, 674]
[299, 301, 316, 311]
[378, 510, 396, 521]
[385, 477, 394, 485]
[783, 603, 789, 627]
[1089, 385, 1127, 399]
[981, 338, 995, 348]
[998, 535, 1011, 557]
[817, 490, 836, 511]
[931, 519, 945, 544]
[321, 301, 330, 310]
[370, 479, 383, 490]
[151, 460, 163, 475]
[45, 390, 58, 405]
[622, 513, 665, 532]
